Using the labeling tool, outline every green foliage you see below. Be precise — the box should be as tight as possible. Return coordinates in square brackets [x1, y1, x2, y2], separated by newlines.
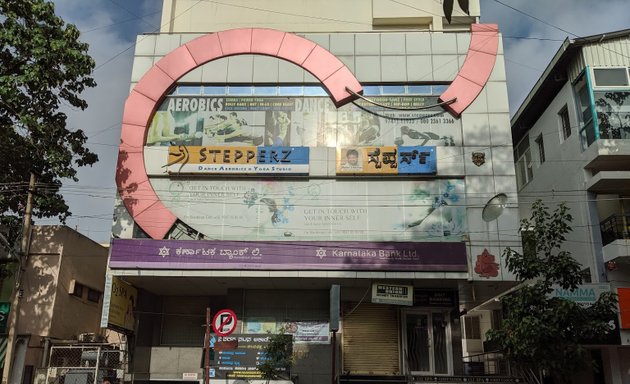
[487, 201, 617, 381]
[258, 331, 293, 381]
[0, 0, 96, 248]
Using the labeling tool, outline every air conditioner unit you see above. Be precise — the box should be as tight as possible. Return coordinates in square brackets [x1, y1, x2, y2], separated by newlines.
[78, 333, 96, 343]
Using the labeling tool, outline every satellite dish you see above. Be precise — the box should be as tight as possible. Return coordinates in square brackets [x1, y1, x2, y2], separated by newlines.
[482, 193, 508, 222]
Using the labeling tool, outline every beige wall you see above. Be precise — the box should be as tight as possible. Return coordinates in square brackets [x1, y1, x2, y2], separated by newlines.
[160, 0, 480, 33]
[17, 226, 108, 340]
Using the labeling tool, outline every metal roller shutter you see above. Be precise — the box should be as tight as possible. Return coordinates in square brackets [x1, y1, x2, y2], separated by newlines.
[342, 303, 400, 375]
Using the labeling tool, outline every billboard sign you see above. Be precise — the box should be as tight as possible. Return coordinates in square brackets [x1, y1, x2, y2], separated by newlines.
[336, 146, 436, 175]
[150, 178, 466, 242]
[371, 283, 413, 306]
[105, 276, 138, 333]
[165, 145, 309, 175]
[109, 238, 468, 272]
[145, 96, 461, 149]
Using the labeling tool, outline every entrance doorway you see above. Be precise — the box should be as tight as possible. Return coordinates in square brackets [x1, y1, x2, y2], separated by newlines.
[402, 311, 451, 375]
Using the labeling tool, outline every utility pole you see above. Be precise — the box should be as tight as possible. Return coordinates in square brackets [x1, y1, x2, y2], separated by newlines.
[2, 173, 36, 384]
[203, 307, 211, 384]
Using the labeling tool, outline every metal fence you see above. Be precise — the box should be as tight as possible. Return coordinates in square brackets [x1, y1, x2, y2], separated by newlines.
[38, 344, 126, 384]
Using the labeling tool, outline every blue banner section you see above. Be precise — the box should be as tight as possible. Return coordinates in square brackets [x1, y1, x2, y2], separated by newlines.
[257, 146, 309, 164]
[397, 146, 437, 174]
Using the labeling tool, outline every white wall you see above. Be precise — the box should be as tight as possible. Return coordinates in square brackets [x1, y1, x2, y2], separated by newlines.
[160, 0, 480, 33]
[517, 81, 601, 279]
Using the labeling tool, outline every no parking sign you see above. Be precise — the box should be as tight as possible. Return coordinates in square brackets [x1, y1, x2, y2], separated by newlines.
[212, 309, 237, 336]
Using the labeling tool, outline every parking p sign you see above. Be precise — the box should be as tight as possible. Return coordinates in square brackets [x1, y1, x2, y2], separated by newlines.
[212, 309, 237, 336]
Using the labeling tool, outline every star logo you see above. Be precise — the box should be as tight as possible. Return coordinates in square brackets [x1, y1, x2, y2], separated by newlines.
[158, 246, 170, 258]
[315, 248, 327, 259]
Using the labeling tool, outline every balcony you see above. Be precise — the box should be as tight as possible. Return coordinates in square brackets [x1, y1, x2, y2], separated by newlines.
[600, 214, 630, 262]
[583, 139, 630, 174]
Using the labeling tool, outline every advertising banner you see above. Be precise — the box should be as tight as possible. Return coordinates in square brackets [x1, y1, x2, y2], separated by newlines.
[550, 283, 610, 306]
[151, 178, 466, 242]
[336, 146, 436, 175]
[283, 321, 330, 343]
[109, 238, 467, 272]
[145, 95, 461, 149]
[106, 276, 138, 332]
[165, 145, 309, 175]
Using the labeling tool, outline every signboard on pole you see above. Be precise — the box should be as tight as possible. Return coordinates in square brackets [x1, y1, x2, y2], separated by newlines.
[208, 334, 292, 380]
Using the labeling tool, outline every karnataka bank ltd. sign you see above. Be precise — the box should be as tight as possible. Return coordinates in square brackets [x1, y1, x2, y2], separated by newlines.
[117, 26, 499, 239]
[109, 239, 467, 272]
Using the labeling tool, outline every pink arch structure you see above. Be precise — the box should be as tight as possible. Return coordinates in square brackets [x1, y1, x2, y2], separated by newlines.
[117, 26, 498, 239]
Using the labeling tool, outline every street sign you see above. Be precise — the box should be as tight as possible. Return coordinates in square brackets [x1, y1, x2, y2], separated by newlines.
[212, 309, 238, 336]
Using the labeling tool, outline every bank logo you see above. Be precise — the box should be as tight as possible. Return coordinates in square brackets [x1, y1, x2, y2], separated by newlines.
[158, 246, 170, 258]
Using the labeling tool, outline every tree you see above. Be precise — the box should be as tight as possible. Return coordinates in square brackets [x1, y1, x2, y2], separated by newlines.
[258, 331, 294, 382]
[487, 201, 617, 383]
[0, 0, 97, 249]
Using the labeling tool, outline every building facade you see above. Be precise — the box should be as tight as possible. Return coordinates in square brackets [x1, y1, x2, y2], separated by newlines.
[2, 226, 109, 384]
[105, 1, 521, 383]
[511, 29, 630, 384]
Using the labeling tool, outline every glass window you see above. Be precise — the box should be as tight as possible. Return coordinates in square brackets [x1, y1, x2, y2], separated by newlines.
[362, 86, 381, 95]
[253, 86, 278, 96]
[432, 84, 449, 95]
[381, 85, 405, 95]
[463, 316, 481, 339]
[593, 68, 629, 87]
[558, 106, 571, 140]
[574, 73, 597, 148]
[278, 86, 303, 96]
[407, 85, 432, 95]
[594, 90, 630, 139]
[176, 86, 202, 95]
[202, 86, 227, 95]
[227, 86, 252, 95]
[535, 134, 545, 163]
[71, 282, 84, 298]
[87, 288, 101, 303]
[514, 135, 533, 189]
[303, 86, 327, 96]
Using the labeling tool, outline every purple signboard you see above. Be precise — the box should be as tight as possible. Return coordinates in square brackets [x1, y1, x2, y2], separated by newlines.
[110, 239, 467, 272]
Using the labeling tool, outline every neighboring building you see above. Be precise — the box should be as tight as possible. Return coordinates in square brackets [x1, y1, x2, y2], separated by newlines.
[106, 1, 522, 383]
[511, 29, 630, 384]
[2, 226, 109, 384]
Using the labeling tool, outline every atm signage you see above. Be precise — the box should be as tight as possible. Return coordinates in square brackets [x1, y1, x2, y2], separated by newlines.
[165, 145, 309, 175]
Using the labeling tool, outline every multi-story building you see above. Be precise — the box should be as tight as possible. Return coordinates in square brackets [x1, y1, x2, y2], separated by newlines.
[1, 226, 109, 384]
[105, 1, 522, 383]
[511, 29, 630, 384]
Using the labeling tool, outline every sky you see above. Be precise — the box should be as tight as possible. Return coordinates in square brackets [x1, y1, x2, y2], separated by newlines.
[39, 0, 630, 243]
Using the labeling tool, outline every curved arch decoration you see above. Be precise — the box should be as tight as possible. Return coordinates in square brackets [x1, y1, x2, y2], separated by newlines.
[116, 25, 499, 239]
[438, 24, 499, 117]
[116, 28, 363, 239]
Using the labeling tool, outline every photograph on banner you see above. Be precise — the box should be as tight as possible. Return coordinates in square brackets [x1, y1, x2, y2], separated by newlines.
[150, 178, 467, 242]
[337, 147, 365, 173]
[145, 95, 461, 148]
